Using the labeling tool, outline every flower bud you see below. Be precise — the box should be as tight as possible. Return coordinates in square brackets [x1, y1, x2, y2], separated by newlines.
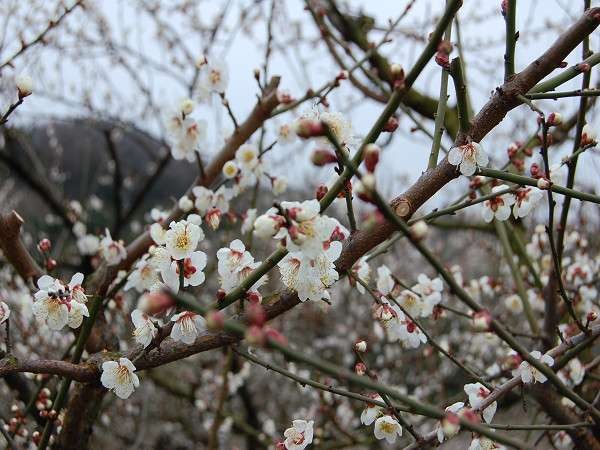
[138, 290, 174, 316]
[441, 413, 461, 439]
[354, 362, 367, 375]
[530, 163, 541, 178]
[294, 119, 325, 138]
[410, 220, 429, 240]
[472, 310, 492, 331]
[205, 310, 225, 331]
[46, 258, 57, 271]
[178, 195, 194, 212]
[254, 214, 283, 239]
[547, 112, 562, 127]
[316, 184, 329, 201]
[265, 327, 287, 346]
[537, 178, 551, 190]
[180, 98, 194, 115]
[581, 124, 596, 146]
[578, 62, 591, 72]
[245, 325, 266, 346]
[205, 207, 222, 230]
[354, 340, 367, 353]
[272, 176, 288, 195]
[364, 143, 380, 172]
[246, 302, 266, 327]
[16, 74, 33, 98]
[382, 116, 399, 133]
[587, 311, 598, 323]
[222, 160, 238, 179]
[38, 238, 52, 253]
[311, 148, 338, 166]
[276, 89, 293, 104]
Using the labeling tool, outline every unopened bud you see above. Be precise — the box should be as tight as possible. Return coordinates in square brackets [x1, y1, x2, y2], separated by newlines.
[530, 163, 541, 178]
[547, 112, 562, 127]
[354, 362, 367, 375]
[441, 413, 461, 439]
[354, 340, 367, 353]
[537, 178, 551, 190]
[364, 143, 380, 172]
[311, 148, 338, 166]
[180, 98, 194, 115]
[410, 220, 429, 240]
[16, 74, 34, 98]
[46, 258, 57, 271]
[587, 311, 598, 323]
[276, 89, 293, 104]
[205, 208, 221, 230]
[472, 310, 492, 331]
[246, 302, 266, 327]
[383, 116, 399, 133]
[205, 310, 225, 331]
[245, 325, 266, 346]
[38, 238, 51, 252]
[316, 184, 329, 200]
[578, 62, 591, 72]
[294, 119, 325, 138]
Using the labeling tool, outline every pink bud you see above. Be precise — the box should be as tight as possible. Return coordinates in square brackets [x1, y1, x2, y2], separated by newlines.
[578, 62, 591, 72]
[382, 116, 399, 133]
[316, 184, 328, 200]
[537, 178, 551, 190]
[264, 327, 287, 345]
[547, 112, 562, 127]
[38, 238, 52, 252]
[246, 302, 266, 327]
[205, 208, 222, 230]
[46, 258, 57, 271]
[205, 310, 225, 331]
[354, 362, 367, 375]
[311, 148, 338, 166]
[294, 119, 325, 138]
[472, 309, 492, 331]
[364, 143, 380, 172]
[245, 325, 266, 346]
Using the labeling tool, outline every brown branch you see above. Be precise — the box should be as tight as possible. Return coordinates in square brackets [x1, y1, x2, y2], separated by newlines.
[0, 357, 96, 383]
[335, 7, 600, 271]
[0, 211, 43, 283]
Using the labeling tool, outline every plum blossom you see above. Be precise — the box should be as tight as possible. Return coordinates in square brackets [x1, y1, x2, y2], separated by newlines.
[360, 396, 384, 425]
[164, 219, 204, 260]
[278, 243, 340, 302]
[469, 437, 506, 450]
[437, 402, 464, 443]
[373, 415, 402, 444]
[99, 228, 127, 265]
[217, 240, 265, 294]
[448, 141, 488, 176]
[412, 274, 443, 305]
[125, 254, 160, 292]
[0, 301, 10, 325]
[464, 382, 497, 423]
[512, 187, 543, 218]
[482, 185, 515, 222]
[200, 60, 229, 93]
[397, 289, 431, 318]
[131, 309, 157, 348]
[161, 251, 207, 293]
[241, 208, 257, 235]
[170, 311, 206, 344]
[283, 419, 314, 450]
[15, 73, 34, 97]
[101, 358, 139, 399]
[512, 350, 554, 384]
[351, 257, 371, 294]
[558, 358, 585, 387]
[376, 265, 396, 296]
[504, 294, 523, 314]
[77, 234, 100, 256]
[33, 273, 89, 330]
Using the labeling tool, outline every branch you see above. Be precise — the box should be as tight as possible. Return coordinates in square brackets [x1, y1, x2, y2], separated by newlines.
[0, 211, 43, 283]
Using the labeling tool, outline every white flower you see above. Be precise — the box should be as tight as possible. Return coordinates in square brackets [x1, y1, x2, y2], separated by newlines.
[448, 142, 488, 176]
[360, 397, 383, 425]
[504, 294, 523, 314]
[553, 431, 573, 449]
[320, 111, 354, 147]
[277, 123, 297, 144]
[170, 311, 206, 344]
[469, 437, 506, 450]
[171, 118, 207, 162]
[373, 415, 402, 444]
[217, 239, 254, 279]
[236, 144, 260, 171]
[161, 251, 207, 293]
[512, 350, 554, 384]
[513, 187, 543, 218]
[351, 257, 371, 294]
[222, 160, 238, 179]
[15, 73, 34, 97]
[150, 222, 167, 245]
[101, 358, 139, 399]
[397, 289, 430, 318]
[33, 273, 88, 330]
[164, 219, 204, 260]
[77, 234, 100, 255]
[131, 309, 157, 348]
[178, 195, 194, 212]
[464, 383, 497, 423]
[124, 254, 160, 293]
[278, 243, 341, 302]
[283, 419, 314, 450]
[272, 176, 288, 195]
[99, 229, 127, 265]
[412, 273, 443, 312]
[558, 358, 585, 387]
[379, 304, 427, 348]
[437, 402, 464, 443]
[376, 265, 395, 296]
[192, 185, 233, 216]
[253, 209, 284, 239]
[0, 301, 10, 325]
[482, 185, 515, 222]
[581, 123, 596, 146]
[200, 60, 229, 93]
[180, 98, 194, 115]
[241, 208, 257, 235]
